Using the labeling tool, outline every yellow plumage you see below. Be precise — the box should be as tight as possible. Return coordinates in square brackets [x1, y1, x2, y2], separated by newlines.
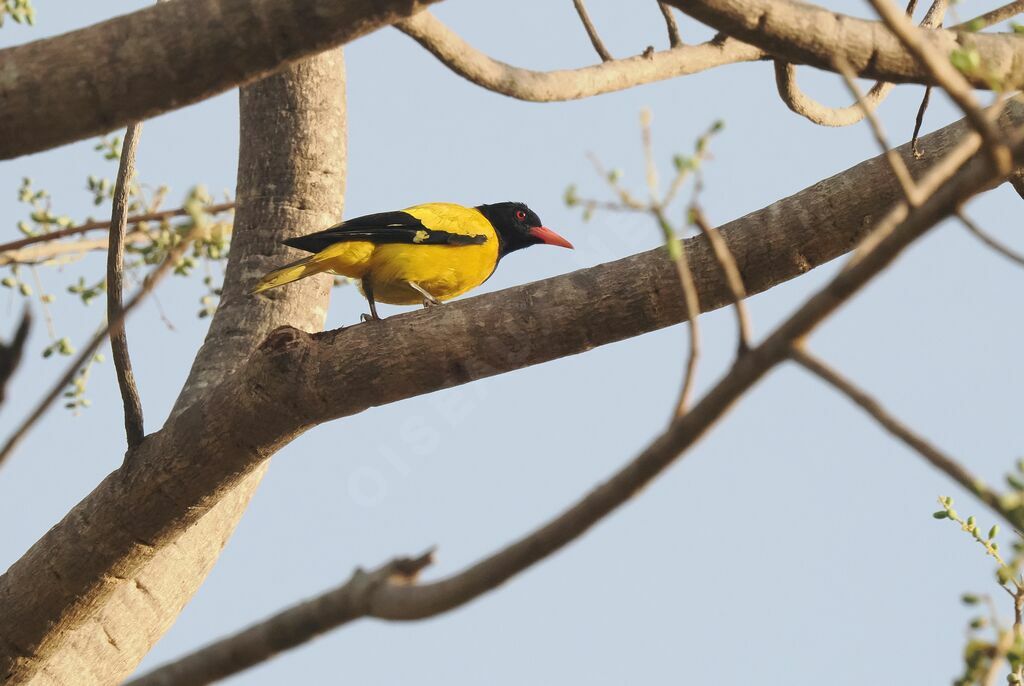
[251, 203, 498, 304]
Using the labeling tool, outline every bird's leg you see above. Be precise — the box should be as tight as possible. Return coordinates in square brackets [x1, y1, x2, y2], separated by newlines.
[407, 281, 442, 308]
[361, 278, 381, 322]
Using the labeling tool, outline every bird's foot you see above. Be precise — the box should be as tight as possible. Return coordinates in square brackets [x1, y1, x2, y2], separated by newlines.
[360, 312, 382, 323]
[422, 298, 444, 308]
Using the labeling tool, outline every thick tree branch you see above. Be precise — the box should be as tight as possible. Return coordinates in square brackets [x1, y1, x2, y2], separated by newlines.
[107, 123, 146, 448]
[3, 101, 1021, 683]
[0, 0, 437, 160]
[395, 11, 765, 101]
[0, 53, 348, 685]
[666, 0, 1024, 88]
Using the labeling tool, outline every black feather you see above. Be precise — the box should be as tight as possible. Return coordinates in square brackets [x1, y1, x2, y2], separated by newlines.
[282, 210, 486, 253]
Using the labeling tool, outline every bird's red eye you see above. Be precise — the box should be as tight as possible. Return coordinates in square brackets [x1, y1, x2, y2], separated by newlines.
[515, 210, 527, 221]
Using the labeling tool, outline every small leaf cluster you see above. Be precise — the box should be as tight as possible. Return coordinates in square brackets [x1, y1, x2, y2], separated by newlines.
[62, 354, 104, 413]
[0, 0, 35, 26]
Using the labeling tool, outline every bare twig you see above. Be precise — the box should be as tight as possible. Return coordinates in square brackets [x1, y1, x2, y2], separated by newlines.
[671, 243, 701, 417]
[658, 2, 684, 47]
[834, 58, 920, 204]
[957, 209, 1024, 266]
[867, 0, 1012, 172]
[689, 206, 751, 351]
[0, 202, 235, 255]
[951, 0, 1024, 31]
[790, 347, 1022, 527]
[0, 310, 30, 406]
[125, 551, 436, 686]
[0, 227, 198, 470]
[774, 61, 895, 127]
[107, 123, 146, 448]
[912, 87, 933, 157]
[572, 0, 613, 61]
[394, 12, 765, 102]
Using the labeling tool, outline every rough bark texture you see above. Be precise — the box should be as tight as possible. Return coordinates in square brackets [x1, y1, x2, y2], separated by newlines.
[396, 12, 765, 101]
[0, 50, 347, 685]
[667, 0, 1024, 88]
[0, 0, 431, 160]
[2, 98, 1020, 686]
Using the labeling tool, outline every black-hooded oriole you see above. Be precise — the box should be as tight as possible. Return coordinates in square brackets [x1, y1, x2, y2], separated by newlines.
[252, 201, 572, 320]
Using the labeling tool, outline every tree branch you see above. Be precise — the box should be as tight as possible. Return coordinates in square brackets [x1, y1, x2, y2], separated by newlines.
[0, 202, 235, 256]
[3, 100, 1021, 682]
[107, 123, 146, 448]
[130, 103, 1024, 686]
[790, 347, 1022, 526]
[951, 0, 1024, 31]
[665, 0, 1024, 89]
[572, 0, 614, 61]
[0, 0, 439, 160]
[658, 2, 685, 47]
[394, 11, 764, 101]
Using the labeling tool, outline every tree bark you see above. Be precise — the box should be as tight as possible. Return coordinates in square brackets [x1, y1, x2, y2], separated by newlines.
[0, 50, 347, 685]
[4, 98, 1020, 686]
[0, 0, 431, 160]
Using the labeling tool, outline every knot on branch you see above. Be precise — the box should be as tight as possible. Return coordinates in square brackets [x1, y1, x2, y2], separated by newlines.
[259, 325, 311, 354]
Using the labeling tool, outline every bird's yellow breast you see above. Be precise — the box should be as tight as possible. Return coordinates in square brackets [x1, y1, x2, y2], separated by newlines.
[316, 203, 500, 305]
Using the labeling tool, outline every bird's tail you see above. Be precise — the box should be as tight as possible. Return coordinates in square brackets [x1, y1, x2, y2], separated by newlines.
[250, 255, 328, 294]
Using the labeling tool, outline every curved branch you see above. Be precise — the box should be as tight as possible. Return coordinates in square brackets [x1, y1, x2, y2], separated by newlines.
[774, 61, 894, 126]
[0, 0, 438, 160]
[107, 123, 146, 449]
[3, 101, 1022, 682]
[394, 11, 765, 101]
[665, 0, 1024, 89]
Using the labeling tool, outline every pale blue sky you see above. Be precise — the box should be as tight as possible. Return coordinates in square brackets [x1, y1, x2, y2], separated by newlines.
[1, 1, 1022, 684]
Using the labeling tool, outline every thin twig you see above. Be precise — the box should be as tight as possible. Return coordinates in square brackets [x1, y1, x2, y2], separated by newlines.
[108, 123, 146, 448]
[0, 227, 198, 470]
[0, 202, 235, 255]
[790, 346, 1022, 527]
[911, 87, 933, 158]
[957, 209, 1024, 267]
[125, 550, 437, 686]
[834, 57, 920, 204]
[658, 2, 684, 47]
[572, 0, 613, 61]
[689, 206, 751, 351]
[951, 0, 1024, 30]
[868, 0, 1012, 173]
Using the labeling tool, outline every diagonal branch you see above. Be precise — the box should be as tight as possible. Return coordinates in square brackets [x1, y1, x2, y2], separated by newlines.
[658, 2, 684, 46]
[572, 0, 614, 61]
[395, 11, 764, 102]
[789, 347, 1022, 527]
[130, 102, 1023, 686]
[664, 0, 1024, 89]
[107, 123, 146, 449]
[3, 100, 1023, 682]
[951, 0, 1024, 31]
[0, 0, 440, 160]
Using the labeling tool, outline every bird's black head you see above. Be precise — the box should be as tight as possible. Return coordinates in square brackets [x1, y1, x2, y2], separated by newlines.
[476, 202, 573, 259]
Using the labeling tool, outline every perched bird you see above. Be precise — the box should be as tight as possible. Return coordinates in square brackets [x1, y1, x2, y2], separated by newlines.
[251, 201, 573, 320]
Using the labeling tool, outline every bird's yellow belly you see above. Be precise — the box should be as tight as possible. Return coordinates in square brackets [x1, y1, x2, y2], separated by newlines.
[365, 242, 498, 305]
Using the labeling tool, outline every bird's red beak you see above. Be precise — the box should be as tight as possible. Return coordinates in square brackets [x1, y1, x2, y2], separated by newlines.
[529, 226, 574, 249]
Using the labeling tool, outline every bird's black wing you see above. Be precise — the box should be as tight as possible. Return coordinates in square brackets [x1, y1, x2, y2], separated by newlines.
[282, 210, 486, 254]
